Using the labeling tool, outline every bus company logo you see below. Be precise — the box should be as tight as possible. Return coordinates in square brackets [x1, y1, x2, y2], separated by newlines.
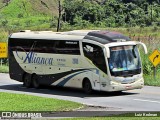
[15, 43, 54, 66]
[16, 50, 54, 66]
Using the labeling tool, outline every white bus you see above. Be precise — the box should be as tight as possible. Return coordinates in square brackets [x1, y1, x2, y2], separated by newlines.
[8, 30, 147, 93]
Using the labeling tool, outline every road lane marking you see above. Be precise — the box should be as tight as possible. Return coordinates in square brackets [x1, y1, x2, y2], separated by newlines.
[134, 99, 160, 104]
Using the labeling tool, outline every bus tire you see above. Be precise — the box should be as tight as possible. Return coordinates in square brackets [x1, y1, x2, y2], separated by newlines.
[83, 79, 92, 94]
[23, 73, 32, 88]
[32, 74, 40, 89]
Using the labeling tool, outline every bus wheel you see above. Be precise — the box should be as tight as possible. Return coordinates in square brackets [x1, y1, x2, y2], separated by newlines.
[83, 79, 92, 94]
[23, 73, 32, 88]
[32, 74, 40, 89]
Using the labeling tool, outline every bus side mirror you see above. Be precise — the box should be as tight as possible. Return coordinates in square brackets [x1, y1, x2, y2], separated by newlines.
[137, 42, 148, 54]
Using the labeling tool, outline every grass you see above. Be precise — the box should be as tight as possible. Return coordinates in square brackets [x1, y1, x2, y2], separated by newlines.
[1, 0, 31, 18]
[0, 92, 159, 119]
[0, 65, 9, 73]
[144, 72, 160, 86]
[0, 28, 8, 42]
[62, 113, 160, 119]
[0, 0, 58, 31]
[0, 92, 83, 111]
[0, 0, 58, 18]
[63, 117, 160, 120]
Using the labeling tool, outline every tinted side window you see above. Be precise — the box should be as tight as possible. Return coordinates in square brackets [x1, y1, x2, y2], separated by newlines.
[10, 39, 80, 55]
[82, 42, 107, 73]
[35, 40, 56, 53]
[56, 41, 80, 55]
[10, 38, 35, 52]
[10, 38, 56, 53]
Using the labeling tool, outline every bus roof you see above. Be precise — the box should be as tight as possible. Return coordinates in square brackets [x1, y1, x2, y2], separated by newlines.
[61, 30, 99, 36]
[84, 31, 131, 44]
[10, 30, 131, 44]
[10, 31, 84, 41]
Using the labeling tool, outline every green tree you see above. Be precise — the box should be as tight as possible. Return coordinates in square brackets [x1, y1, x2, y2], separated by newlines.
[62, 0, 160, 27]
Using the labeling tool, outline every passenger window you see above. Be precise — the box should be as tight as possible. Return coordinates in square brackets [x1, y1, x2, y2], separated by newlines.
[82, 42, 107, 73]
[56, 41, 80, 55]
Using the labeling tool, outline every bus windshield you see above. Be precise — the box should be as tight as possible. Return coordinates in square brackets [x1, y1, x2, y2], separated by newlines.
[108, 45, 141, 77]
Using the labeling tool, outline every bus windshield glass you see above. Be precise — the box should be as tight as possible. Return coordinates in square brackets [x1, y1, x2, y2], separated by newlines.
[108, 45, 141, 77]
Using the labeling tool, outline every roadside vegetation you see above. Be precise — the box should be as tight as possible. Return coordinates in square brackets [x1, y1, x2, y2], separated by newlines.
[0, 0, 58, 30]
[0, 92, 159, 118]
[0, 0, 159, 119]
[62, 112, 160, 119]
[63, 117, 160, 120]
[0, 65, 8, 73]
[0, 0, 160, 85]
[144, 73, 160, 86]
[0, 92, 83, 111]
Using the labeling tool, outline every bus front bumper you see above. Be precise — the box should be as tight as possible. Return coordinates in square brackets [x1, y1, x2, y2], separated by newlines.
[103, 78, 144, 92]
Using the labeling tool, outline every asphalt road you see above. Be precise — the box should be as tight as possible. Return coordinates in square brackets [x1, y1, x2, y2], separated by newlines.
[0, 73, 160, 112]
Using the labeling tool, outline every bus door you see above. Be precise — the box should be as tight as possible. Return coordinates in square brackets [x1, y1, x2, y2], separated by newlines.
[82, 42, 107, 90]
[92, 46, 108, 90]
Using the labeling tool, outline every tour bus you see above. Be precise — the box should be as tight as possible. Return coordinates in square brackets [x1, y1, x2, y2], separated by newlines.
[8, 30, 147, 93]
